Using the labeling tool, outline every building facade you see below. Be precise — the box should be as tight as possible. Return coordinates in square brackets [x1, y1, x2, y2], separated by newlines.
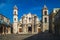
[13, 5, 50, 34]
[49, 8, 60, 34]
[54, 8, 60, 35]
[18, 13, 41, 34]
[0, 14, 11, 34]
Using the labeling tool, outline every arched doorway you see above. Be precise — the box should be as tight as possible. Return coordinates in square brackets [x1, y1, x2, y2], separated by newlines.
[28, 27, 32, 32]
[28, 24, 32, 33]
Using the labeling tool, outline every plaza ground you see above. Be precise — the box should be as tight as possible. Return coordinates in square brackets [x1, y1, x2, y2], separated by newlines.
[0, 32, 60, 40]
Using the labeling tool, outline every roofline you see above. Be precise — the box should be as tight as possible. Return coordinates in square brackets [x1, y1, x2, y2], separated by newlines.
[0, 14, 10, 20]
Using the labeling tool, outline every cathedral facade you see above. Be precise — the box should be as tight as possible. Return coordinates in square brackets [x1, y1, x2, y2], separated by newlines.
[13, 5, 49, 34]
[18, 13, 41, 34]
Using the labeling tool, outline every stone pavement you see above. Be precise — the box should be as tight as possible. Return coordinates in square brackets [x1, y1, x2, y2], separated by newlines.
[0, 33, 60, 40]
[24, 32, 60, 40]
[0, 34, 34, 40]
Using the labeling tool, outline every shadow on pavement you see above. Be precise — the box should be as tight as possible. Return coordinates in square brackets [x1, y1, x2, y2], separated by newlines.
[24, 31, 60, 40]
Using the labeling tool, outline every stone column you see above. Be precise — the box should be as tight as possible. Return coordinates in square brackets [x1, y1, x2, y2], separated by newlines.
[8, 27, 11, 34]
[17, 27, 19, 34]
[26, 25, 28, 33]
[25, 25, 27, 32]
[2, 26, 4, 34]
[32, 25, 34, 33]
[22, 24, 24, 33]
[32, 17, 34, 34]
[24, 24, 26, 33]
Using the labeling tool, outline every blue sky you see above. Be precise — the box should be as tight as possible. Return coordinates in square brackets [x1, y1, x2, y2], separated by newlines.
[0, 0, 60, 23]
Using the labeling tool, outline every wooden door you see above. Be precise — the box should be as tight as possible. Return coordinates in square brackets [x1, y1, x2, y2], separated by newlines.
[38, 28, 41, 33]
[19, 28, 22, 32]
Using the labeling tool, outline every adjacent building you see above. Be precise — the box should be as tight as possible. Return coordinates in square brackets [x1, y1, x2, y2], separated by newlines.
[0, 14, 11, 34]
[49, 8, 60, 34]
[54, 8, 60, 35]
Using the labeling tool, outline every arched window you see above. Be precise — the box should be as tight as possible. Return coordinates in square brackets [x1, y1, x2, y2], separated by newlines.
[14, 18, 16, 21]
[14, 11, 16, 15]
[44, 11, 47, 15]
[29, 18, 31, 22]
[45, 18, 47, 23]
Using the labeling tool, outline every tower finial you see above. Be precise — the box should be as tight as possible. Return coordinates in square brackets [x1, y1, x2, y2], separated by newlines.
[43, 0, 47, 9]
[44, 5, 47, 8]
[14, 5, 18, 10]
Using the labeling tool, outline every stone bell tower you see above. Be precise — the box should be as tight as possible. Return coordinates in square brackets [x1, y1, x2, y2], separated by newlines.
[13, 5, 18, 34]
[42, 5, 49, 32]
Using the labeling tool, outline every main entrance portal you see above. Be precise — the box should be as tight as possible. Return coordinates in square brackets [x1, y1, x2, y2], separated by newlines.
[28, 27, 32, 32]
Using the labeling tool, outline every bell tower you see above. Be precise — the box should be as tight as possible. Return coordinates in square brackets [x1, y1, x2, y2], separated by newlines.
[13, 5, 18, 34]
[42, 5, 49, 32]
